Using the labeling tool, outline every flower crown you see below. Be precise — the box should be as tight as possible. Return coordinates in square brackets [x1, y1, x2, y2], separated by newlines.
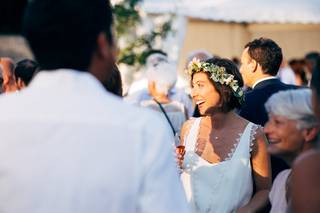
[187, 58, 244, 103]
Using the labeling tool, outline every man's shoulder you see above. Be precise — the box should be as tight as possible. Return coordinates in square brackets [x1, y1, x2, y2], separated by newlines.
[102, 95, 167, 126]
[247, 79, 297, 100]
[243, 89, 264, 104]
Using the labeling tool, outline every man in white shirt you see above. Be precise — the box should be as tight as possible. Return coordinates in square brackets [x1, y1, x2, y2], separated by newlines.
[0, 0, 189, 212]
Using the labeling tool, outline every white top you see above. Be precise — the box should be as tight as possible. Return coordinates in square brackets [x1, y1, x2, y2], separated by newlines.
[0, 69, 190, 213]
[269, 169, 291, 213]
[278, 67, 296, 85]
[140, 99, 187, 141]
[181, 118, 256, 213]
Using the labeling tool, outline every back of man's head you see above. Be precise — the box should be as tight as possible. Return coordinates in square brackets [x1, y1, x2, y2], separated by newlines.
[23, 0, 113, 71]
[245, 37, 282, 76]
[15, 59, 39, 86]
[305, 51, 320, 73]
[311, 56, 320, 97]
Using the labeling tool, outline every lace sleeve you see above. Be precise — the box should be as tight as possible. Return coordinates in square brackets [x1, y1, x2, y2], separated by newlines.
[249, 123, 260, 153]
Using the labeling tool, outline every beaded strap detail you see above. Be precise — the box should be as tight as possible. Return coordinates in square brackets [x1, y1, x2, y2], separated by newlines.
[249, 124, 260, 153]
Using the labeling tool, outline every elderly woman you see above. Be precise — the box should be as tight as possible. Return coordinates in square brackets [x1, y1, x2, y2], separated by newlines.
[140, 55, 188, 143]
[264, 89, 319, 213]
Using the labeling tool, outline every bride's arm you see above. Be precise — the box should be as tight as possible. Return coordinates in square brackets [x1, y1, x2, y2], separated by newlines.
[237, 127, 272, 213]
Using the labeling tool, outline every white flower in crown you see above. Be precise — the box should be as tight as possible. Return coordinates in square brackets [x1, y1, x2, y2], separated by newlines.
[190, 57, 201, 68]
[224, 75, 234, 85]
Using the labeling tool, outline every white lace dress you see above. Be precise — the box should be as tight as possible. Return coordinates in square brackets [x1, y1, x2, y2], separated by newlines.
[181, 117, 257, 213]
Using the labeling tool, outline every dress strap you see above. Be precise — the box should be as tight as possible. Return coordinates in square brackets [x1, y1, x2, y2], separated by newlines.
[231, 122, 254, 159]
[184, 117, 202, 151]
[249, 123, 260, 153]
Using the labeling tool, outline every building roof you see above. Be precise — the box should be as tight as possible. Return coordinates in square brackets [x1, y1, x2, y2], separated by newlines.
[142, 0, 320, 24]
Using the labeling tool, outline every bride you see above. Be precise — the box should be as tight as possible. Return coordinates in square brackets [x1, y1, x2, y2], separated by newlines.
[177, 57, 271, 213]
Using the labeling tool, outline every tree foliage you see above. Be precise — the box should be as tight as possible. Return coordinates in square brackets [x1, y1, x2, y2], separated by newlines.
[113, 0, 173, 68]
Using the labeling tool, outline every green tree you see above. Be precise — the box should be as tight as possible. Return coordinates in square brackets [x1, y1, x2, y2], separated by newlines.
[113, 0, 173, 68]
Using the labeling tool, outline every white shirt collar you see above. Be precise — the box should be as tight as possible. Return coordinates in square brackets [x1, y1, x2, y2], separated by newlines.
[28, 69, 106, 94]
[252, 76, 278, 89]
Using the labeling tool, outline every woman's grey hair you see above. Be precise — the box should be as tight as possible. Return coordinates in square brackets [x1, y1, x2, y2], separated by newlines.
[146, 55, 177, 95]
[265, 89, 319, 129]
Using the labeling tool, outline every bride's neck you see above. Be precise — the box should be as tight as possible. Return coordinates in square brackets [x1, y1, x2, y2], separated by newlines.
[205, 111, 234, 129]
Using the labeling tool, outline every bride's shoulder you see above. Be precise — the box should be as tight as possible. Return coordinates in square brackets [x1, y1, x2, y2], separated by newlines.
[180, 117, 198, 142]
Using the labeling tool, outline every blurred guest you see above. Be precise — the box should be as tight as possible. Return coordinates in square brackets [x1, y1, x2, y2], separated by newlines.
[126, 50, 167, 95]
[0, 0, 189, 212]
[0, 57, 19, 93]
[277, 59, 296, 85]
[264, 89, 319, 213]
[126, 52, 193, 117]
[289, 59, 308, 86]
[291, 55, 320, 213]
[232, 57, 240, 68]
[14, 59, 39, 89]
[304, 51, 320, 84]
[141, 58, 187, 144]
[103, 64, 123, 97]
[185, 50, 213, 67]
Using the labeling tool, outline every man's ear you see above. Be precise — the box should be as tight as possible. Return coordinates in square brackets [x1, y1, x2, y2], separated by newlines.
[249, 59, 258, 73]
[96, 32, 111, 59]
[302, 127, 319, 143]
[17, 78, 26, 90]
[96, 32, 116, 64]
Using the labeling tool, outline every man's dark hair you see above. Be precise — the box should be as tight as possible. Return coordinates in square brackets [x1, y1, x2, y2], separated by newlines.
[311, 56, 320, 98]
[245, 37, 283, 76]
[104, 64, 123, 97]
[305, 51, 320, 71]
[22, 0, 113, 71]
[192, 57, 244, 113]
[15, 59, 39, 85]
[305, 52, 320, 62]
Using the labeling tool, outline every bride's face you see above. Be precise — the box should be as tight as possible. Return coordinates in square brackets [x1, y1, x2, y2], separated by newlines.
[191, 72, 221, 115]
